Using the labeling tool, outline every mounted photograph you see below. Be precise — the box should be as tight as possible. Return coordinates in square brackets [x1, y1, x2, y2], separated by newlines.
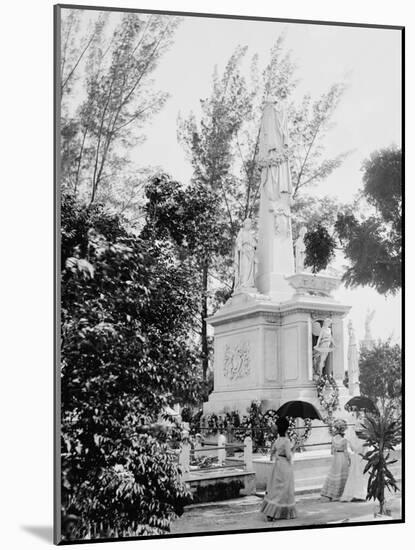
[54, 4, 403, 544]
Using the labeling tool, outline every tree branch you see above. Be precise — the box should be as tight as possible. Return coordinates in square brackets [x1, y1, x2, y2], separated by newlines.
[61, 29, 97, 93]
[292, 118, 323, 199]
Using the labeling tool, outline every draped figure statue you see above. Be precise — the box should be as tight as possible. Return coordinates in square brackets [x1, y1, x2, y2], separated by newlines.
[234, 218, 257, 290]
[258, 97, 293, 234]
[259, 99, 292, 197]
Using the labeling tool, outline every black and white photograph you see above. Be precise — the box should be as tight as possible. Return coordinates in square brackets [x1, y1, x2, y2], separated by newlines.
[54, 3, 403, 544]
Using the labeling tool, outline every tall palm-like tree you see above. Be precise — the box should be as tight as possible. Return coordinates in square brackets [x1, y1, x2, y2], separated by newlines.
[357, 405, 401, 515]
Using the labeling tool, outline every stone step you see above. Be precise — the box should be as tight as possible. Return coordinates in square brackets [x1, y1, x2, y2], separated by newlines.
[256, 485, 322, 498]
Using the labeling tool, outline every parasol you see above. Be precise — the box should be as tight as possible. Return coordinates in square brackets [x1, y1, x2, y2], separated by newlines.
[276, 400, 323, 421]
[344, 396, 379, 414]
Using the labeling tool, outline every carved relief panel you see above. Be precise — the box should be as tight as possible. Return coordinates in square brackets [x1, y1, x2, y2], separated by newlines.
[223, 341, 251, 380]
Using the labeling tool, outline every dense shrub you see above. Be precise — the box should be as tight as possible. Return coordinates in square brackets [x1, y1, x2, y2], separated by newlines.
[61, 195, 202, 539]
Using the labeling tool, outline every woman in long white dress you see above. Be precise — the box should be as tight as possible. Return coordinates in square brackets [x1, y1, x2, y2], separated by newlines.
[341, 422, 369, 501]
[321, 419, 350, 501]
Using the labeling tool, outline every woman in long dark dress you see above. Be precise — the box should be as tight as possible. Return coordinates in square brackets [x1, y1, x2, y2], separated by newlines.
[261, 417, 297, 520]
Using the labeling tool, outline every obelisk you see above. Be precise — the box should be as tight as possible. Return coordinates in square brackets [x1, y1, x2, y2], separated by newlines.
[255, 97, 295, 301]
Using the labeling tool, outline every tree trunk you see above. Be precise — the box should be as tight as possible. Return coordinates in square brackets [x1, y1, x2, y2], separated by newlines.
[201, 260, 209, 382]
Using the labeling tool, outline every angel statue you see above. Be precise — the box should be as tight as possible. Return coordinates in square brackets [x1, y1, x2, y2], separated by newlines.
[314, 318, 335, 376]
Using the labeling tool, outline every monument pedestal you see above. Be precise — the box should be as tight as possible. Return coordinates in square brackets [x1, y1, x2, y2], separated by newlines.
[203, 282, 351, 416]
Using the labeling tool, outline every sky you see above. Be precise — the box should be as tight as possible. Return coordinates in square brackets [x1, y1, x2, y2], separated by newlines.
[65, 10, 402, 344]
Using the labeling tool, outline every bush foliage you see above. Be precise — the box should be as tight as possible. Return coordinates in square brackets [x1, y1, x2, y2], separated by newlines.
[61, 194, 204, 538]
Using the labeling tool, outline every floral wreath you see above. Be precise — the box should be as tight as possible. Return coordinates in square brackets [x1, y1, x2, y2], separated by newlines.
[316, 374, 339, 415]
[257, 146, 291, 168]
[261, 410, 280, 447]
[287, 417, 313, 449]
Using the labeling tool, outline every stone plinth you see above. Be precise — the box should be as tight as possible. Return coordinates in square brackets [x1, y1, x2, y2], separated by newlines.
[203, 289, 351, 416]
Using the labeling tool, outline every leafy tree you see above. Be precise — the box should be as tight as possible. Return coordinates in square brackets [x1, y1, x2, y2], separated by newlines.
[60, 9, 108, 96]
[178, 48, 252, 379]
[142, 173, 231, 382]
[291, 194, 346, 240]
[335, 146, 402, 295]
[304, 224, 337, 274]
[61, 194, 203, 538]
[60, 11, 181, 207]
[289, 85, 349, 199]
[359, 340, 402, 411]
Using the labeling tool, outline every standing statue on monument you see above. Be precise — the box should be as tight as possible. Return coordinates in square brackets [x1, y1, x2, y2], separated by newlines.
[347, 320, 360, 396]
[234, 218, 257, 290]
[295, 226, 308, 273]
[314, 318, 335, 376]
[258, 92, 293, 235]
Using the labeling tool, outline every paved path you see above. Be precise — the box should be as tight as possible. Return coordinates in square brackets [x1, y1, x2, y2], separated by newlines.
[171, 492, 402, 534]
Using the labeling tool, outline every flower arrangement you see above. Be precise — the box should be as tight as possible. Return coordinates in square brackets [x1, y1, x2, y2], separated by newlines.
[257, 146, 291, 168]
[287, 417, 313, 450]
[316, 374, 339, 418]
[194, 403, 314, 453]
[196, 412, 236, 436]
[190, 455, 218, 469]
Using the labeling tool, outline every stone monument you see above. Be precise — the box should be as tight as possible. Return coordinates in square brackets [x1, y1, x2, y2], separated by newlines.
[203, 96, 351, 417]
